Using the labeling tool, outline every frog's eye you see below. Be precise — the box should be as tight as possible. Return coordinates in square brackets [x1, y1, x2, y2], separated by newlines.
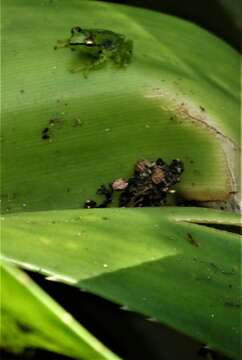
[71, 26, 82, 34]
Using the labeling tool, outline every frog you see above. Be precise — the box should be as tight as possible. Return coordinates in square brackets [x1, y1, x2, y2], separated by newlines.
[55, 26, 133, 74]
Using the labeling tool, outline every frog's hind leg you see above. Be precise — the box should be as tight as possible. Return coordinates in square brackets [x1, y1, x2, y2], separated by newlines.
[112, 39, 133, 67]
[71, 51, 108, 77]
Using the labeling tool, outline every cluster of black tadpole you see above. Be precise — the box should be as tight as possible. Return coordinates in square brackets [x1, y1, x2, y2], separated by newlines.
[84, 158, 184, 209]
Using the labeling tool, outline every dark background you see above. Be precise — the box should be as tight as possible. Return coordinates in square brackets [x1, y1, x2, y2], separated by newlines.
[103, 0, 241, 51]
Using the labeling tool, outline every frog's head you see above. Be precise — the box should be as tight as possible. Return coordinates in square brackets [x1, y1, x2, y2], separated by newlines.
[70, 27, 96, 47]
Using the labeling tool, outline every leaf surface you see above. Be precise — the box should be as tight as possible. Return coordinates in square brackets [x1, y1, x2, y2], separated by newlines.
[1, 208, 241, 359]
[2, 0, 241, 213]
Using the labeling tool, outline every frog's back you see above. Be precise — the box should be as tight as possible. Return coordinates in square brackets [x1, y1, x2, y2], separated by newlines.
[90, 28, 124, 41]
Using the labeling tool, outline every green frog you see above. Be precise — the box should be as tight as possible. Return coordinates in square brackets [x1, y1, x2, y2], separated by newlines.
[55, 26, 133, 74]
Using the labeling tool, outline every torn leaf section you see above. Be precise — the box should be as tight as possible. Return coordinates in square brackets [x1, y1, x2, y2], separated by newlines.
[144, 87, 240, 206]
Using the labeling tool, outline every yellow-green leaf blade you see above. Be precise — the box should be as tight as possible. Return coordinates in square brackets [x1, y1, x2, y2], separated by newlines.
[0, 261, 121, 360]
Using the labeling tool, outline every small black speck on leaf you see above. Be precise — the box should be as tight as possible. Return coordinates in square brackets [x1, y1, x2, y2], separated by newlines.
[41, 127, 50, 140]
[16, 321, 32, 333]
[187, 233, 199, 247]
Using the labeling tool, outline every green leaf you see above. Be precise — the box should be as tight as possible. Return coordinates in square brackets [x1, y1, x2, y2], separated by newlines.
[1, 0, 240, 213]
[0, 260, 121, 360]
[1, 208, 241, 359]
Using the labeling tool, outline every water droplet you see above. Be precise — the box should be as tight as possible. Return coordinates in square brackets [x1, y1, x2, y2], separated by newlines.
[210, 313, 215, 318]
[77, 232, 81, 236]
[73, 118, 83, 127]
[53, 66, 57, 70]
[46, 275, 60, 282]
[104, 128, 110, 132]
[62, 313, 73, 323]
[145, 124, 150, 128]
[22, 203, 27, 207]
[169, 189, 176, 194]
[103, 264, 108, 268]
[147, 317, 157, 322]
[142, 297, 147, 301]
[0, 217, 5, 221]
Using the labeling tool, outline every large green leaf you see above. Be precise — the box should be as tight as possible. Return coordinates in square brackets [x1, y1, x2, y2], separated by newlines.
[0, 261, 121, 360]
[1, 208, 241, 359]
[1, 0, 240, 213]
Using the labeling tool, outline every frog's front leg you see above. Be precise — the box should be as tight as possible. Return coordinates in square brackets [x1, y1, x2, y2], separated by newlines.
[70, 63, 89, 78]
[87, 49, 109, 70]
[71, 49, 108, 76]
[54, 39, 70, 50]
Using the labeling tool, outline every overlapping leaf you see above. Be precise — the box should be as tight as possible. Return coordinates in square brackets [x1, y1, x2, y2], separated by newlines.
[1, 208, 241, 359]
[0, 261, 121, 360]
